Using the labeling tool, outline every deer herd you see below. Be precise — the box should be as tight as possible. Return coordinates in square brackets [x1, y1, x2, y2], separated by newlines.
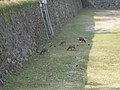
[37, 36, 89, 55]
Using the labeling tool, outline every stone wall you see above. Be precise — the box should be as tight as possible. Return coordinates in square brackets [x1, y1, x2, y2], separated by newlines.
[81, 0, 120, 9]
[0, 0, 82, 85]
[48, 0, 82, 32]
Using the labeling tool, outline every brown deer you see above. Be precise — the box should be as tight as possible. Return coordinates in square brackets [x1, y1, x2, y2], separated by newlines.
[59, 41, 66, 46]
[40, 48, 50, 55]
[77, 37, 86, 43]
[67, 45, 76, 51]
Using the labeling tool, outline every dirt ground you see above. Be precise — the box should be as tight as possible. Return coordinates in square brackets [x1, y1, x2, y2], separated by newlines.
[86, 10, 120, 33]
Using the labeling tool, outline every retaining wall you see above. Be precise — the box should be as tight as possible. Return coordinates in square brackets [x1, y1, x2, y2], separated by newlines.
[81, 0, 120, 9]
[0, 0, 82, 85]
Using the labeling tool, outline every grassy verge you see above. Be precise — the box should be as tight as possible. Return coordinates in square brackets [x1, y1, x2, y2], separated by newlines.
[0, 0, 39, 23]
[2, 9, 120, 90]
[0, 0, 38, 7]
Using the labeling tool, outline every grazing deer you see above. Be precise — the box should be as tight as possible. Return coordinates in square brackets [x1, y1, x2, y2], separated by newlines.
[77, 37, 86, 43]
[59, 41, 66, 46]
[40, 48, 50, 55]
[67, 45, 76, 51]
[49, 44, 56, 47]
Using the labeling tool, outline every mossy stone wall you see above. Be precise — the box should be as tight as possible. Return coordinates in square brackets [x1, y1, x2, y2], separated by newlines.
[81, 0, 120, 9]
[0, 0, 82, 85]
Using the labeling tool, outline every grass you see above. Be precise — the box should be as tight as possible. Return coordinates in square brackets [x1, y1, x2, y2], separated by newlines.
[0, 0, 39, 23]
[0, 0, 38, 7]
[2, 9, 120, 90]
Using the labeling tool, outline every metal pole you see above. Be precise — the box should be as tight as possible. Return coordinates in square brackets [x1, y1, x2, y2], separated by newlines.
[39, 0, 49, 39]
[44, 4, 54, 36]
[40, 0, 54, 37]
